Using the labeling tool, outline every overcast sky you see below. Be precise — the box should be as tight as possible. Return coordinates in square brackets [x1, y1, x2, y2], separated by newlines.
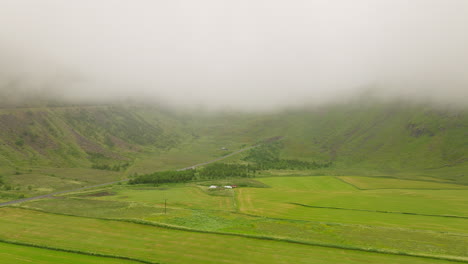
[1, 0, 467, 110]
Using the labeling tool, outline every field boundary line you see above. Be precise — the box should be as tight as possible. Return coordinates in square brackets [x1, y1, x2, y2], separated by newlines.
[291, 203, 468, 219]
[231, 210, 468, 237]
[17, 205, 468, 237]
[5, 207, 468, 263]
[0, 238, 161, 264]
[337, 175, 468, 189]
[333, 176, 363, 190]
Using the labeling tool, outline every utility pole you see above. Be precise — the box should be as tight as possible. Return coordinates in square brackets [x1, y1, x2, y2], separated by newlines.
[164, 198, 167, 214]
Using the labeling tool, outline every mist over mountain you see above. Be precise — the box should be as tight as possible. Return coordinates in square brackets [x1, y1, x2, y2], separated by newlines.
[1, 0, 468, 110]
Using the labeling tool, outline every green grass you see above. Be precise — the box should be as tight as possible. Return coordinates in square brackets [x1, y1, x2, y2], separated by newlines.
[0, 242, 141, 264]
[5, 173, 82, 193]
[339, 176, 468, 190]
[0, 207, 463, 264]
[128, 135, 251, 173]
[0, 168, 124, 200]
[36, 168, 124, 184]
[21, 198, 164, 219]
[19, 176, 468, 259]
[237, 177, 468, 232]
[96, 185, 234, 210]
[256, 176, 357, 191]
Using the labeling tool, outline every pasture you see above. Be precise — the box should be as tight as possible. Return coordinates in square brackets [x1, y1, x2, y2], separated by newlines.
[339, 176, 468, 190]
[0, 242, 140, 264]
[13, 175, 468, 261]
[96, 184, 235, 210]
[0, 207, 463, 264]
[237, 176, 468, 224]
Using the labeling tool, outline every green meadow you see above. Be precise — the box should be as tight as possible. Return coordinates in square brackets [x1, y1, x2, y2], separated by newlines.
[237, 177, 468, 232]
[0, 242, 141, 264]
[9, 175, 467, 262]
[0, 207, 464, 264]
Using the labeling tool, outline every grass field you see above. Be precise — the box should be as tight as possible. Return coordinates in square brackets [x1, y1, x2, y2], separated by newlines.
[96, 184, 235, 210]
[15, 175, 468, 261]
[0, 242, 141, 264]
[339, 176, 468, 190]
[1, 168, 123, 199]
[235, 176, 468, 257]
[238, 176, 468, 220]
[0, 207, 463, 264]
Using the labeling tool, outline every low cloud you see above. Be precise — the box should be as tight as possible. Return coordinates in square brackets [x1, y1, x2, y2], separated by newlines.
[1, 0, 467, 110]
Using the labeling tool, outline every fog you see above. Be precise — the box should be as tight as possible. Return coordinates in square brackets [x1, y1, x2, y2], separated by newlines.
[1, 0, 467, 110]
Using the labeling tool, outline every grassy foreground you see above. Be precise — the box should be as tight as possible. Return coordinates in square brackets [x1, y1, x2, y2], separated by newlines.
[0, 207, 463, 264]
[0, 242, 141, 264]
[6, 175, 467, 263]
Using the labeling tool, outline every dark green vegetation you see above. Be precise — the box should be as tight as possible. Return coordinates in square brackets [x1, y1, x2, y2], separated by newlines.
[0, 100, 467, 263]
[198, 163, 255, 179]
[128, 169, 196, 185]
[129, 163, 255, 185]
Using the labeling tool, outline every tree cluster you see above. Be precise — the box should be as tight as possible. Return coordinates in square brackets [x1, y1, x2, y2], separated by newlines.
[128, 163, 255, 185]
[128, 169, 196, 185]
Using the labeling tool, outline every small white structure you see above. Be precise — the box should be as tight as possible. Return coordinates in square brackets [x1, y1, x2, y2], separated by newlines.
[209, 185, 218, 189]
[224, 185, 233, 189]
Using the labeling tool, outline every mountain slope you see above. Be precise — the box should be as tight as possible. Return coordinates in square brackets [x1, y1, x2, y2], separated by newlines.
[0, 105, 184, 170]
[279, 103, 467, 172]
[0, 102, 466, 182]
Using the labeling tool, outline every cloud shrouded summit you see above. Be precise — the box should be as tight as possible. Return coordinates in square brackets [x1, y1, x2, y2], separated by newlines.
[1, 0, 467, 109]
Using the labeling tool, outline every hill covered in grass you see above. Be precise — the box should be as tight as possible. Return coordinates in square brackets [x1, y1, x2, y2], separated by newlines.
[0, 105, 184, 170]
[275, 102, 468, 182]
[0, 100, 466, 183]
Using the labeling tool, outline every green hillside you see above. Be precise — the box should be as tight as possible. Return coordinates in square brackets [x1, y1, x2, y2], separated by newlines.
[0, 101, 466, 186]
[276, 102, 468, 181]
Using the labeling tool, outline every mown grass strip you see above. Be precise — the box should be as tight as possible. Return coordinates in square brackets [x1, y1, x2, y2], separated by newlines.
[11, 206, 468, 263]
[291, 203, 468, 219]
[0, 238, 160, 264]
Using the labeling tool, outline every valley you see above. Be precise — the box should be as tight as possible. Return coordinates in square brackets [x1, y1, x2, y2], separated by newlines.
[0, 102, 466, 263]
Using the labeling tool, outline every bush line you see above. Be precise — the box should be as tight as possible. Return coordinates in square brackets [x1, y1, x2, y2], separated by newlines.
[9, 206, 468, 263]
